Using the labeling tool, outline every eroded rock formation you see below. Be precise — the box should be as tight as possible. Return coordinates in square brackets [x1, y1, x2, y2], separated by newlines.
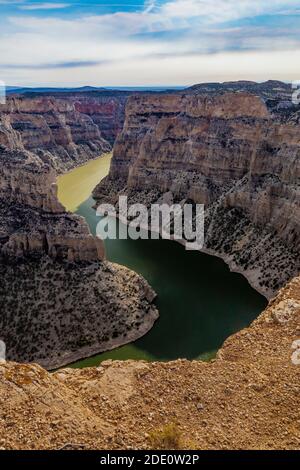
[0, 147, 104, 262]
[0, 275, 299, 450]
[94, 87, 300, 298]
[0, 94, 158, 368]
[0, 96, 112, 172]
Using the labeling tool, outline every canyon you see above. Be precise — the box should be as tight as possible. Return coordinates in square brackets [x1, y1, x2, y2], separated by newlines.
[0, 81, 299, 449]
[0, 91, 158, 369]
[94, 82, 300, 299]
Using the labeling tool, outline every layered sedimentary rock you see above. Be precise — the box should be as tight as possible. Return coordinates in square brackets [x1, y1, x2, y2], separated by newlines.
[0, 147, 104, 262]
[0, 99, 158, 368]
[94, 89, 300, 298]
[0, 89, 136, 170]
[0, 275, 299, 450]
[71, 93, 128, 144]
[0, 82, 300, 450]
[0, 96, 111, 172]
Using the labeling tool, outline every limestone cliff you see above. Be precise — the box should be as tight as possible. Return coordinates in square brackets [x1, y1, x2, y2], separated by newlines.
[0, 147, 104, 262]
[94, 89, 300, 298]
[0, 82, 299, 450]
[0, 275, 299, 450]
[0, 96, 158, 368]
[0, 96, 111, 172]
[70, 93, 128, 144]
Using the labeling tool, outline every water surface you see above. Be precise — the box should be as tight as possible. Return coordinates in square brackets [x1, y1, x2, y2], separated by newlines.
[57, 154, 267, 367]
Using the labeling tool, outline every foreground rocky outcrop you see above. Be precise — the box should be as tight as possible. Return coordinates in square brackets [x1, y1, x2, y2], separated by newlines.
[0, 257, 157, 370]
[0, 275, 299, 450]
[94, 85, 300, 298]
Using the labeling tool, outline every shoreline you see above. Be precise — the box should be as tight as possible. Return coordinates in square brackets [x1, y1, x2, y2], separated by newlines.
[57, 151, 112, 176]
[101, 210, 272, 301]
[41, 283, 159, 371]
[53, 154, 269, 370]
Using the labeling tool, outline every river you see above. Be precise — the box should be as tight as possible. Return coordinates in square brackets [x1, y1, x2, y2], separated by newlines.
[57, 153, 267, 367]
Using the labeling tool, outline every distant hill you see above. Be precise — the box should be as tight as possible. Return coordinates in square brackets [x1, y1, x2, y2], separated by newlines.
[6, 85, 186, 96]
[183, 80, 292, 100]
[6, 86, 107, 95]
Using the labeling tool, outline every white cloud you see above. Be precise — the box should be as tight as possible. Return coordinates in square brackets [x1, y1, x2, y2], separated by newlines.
[19, 3, 70, 10]
[0, 0, 300, 85]
[161, 0, 300, 23]
[3, 49, 300, 87]
[144, 0, 157, 14]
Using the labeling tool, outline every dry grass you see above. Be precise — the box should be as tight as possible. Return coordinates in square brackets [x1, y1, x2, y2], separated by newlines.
[148, 423, 185, 450]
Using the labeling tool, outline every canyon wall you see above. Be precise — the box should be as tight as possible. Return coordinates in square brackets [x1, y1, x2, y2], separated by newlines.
[0, 96, 112, 172]
[71, 93, 128, 144]
[0, 91, 131, 261]
[0, 93, 158, 369]
[0, 82, 299, 449]
[0, 147, 104, 262]
[94, 90, 300, 298]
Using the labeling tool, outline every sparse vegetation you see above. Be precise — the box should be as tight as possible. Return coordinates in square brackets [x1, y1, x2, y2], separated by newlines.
[148, 423, 185, 450]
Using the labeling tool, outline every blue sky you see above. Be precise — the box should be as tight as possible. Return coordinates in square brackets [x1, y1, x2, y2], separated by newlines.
[0, 0, 300, 86]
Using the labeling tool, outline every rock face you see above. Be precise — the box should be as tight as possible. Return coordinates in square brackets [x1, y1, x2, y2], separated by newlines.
[94, 87, 300, 298]
[0, 257, 158, 369]
[0, 94, 158, 368]
[0, 275, 299, 450]
[0, 95, 112, 172]
[0, 82, 299, 450]
[0, 147, 104, 262]
[71, 93, 128, 144]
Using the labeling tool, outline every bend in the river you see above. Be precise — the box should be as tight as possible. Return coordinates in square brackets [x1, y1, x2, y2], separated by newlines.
[57, 153, 267, 368]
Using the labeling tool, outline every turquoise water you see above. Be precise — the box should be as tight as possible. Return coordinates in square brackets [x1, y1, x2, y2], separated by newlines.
[69, 195, 267, 367]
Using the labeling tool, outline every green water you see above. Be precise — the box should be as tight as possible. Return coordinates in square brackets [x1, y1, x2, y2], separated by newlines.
[57, 155, 267, 367]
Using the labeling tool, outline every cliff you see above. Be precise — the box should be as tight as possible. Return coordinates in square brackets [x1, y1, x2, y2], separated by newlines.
[0, 94, 158, 368]
[0, 275, 299, 450]
[0, 145, 158, 368]
[94, 90, 300, 298]
[0, 90, 135, 168]
[0, 147, 104, 262]
[0, 96, 113, 172]
[0, 82, 300, 450]
[71, 93, 128, 144]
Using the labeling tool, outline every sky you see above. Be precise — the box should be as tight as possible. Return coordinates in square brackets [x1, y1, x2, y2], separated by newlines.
[0, 0, 300, 87]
